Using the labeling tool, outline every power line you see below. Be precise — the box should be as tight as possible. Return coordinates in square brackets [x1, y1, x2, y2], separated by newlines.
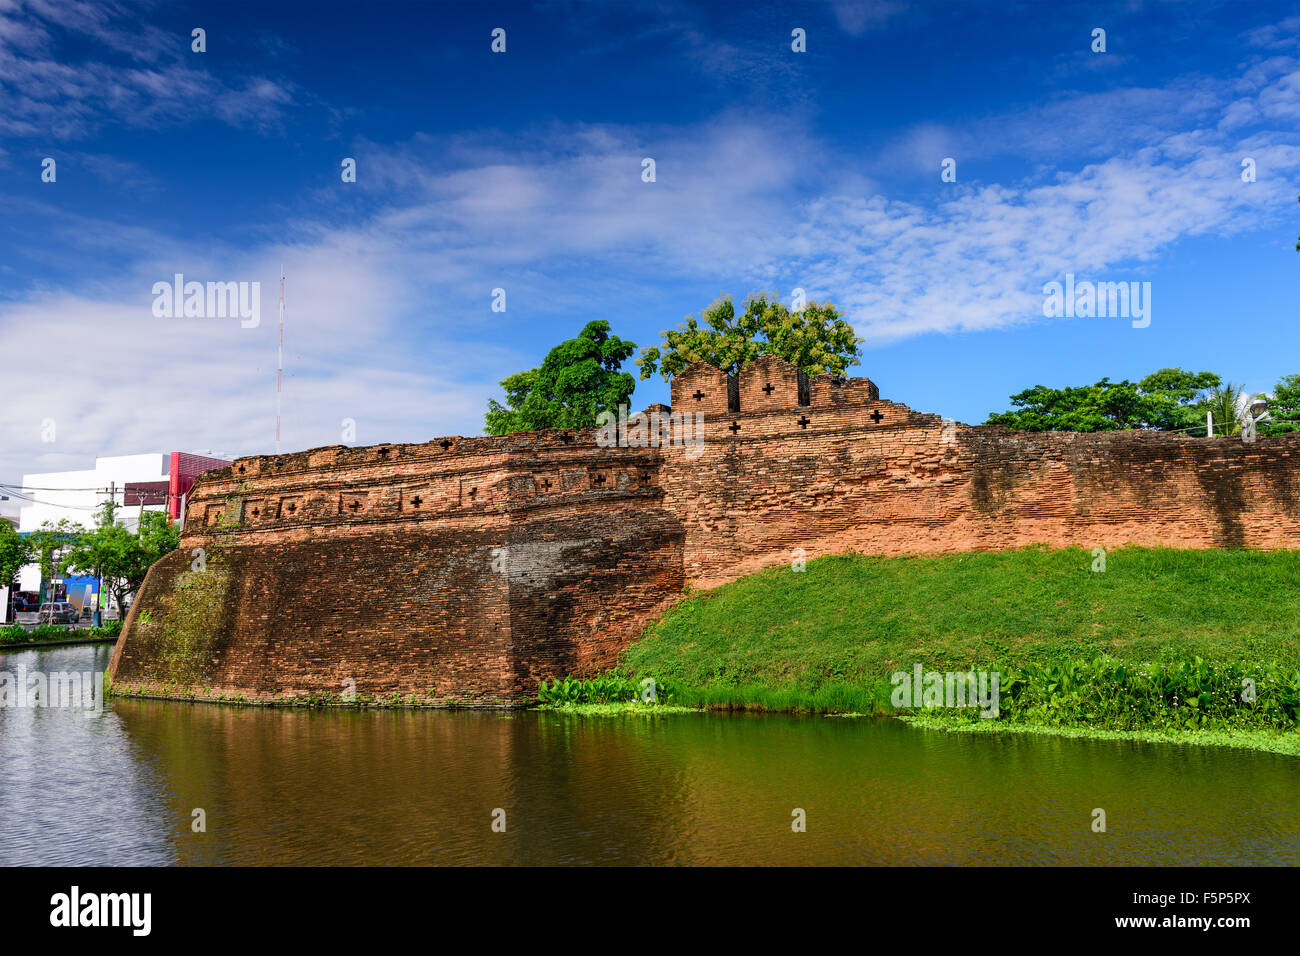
[0, 483, 182, 514]
[0, 483, 116, 492]
[0, 483, 183, 498]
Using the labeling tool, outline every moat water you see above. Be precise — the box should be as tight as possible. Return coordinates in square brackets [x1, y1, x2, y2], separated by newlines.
[2, 644, 1298, 865]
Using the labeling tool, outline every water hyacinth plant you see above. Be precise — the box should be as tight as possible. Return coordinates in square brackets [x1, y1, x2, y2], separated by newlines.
[537, 672, 675, 706]
[981, 657, 1300, 731]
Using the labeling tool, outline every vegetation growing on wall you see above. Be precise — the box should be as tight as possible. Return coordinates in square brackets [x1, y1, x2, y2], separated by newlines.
[131, 557, 230, 686]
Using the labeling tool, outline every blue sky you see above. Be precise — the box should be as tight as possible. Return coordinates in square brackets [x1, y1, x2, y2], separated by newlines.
[2, 0, 1299, 486]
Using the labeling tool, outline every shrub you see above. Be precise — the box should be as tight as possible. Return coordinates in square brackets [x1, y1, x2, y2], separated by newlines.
[0, 619, 122, 644]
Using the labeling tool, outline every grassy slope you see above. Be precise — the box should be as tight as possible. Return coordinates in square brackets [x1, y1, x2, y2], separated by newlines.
[623, 546, 1300, 713]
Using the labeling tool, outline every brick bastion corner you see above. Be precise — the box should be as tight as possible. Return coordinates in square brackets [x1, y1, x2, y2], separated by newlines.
[108, 354, 1300, 705]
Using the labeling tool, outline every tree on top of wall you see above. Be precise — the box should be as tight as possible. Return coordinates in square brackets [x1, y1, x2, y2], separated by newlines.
[985, 368, 1221, 432]
[635, 292, 863, 382]
[485, 320, 638, 435]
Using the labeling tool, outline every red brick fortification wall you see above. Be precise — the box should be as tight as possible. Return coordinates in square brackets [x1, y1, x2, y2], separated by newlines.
[110, 526, 513, 701]
[109, 353, 1300, 704]
[109, 432, 684, 704]
[663, 354, 1300, 586]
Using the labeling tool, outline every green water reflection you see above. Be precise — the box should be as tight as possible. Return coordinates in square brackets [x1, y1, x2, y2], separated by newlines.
[2, 645, 1297, 865]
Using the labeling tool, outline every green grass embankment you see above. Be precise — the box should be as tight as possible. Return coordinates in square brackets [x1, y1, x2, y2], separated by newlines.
[600, 546, 1300, 748]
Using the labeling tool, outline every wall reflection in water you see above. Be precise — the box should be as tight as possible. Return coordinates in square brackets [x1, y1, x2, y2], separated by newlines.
[2, 645, 1297, 866]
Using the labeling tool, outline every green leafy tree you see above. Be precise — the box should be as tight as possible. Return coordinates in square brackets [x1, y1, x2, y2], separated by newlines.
[0, 522, 33, 618]
[125, 510, 180, 603]
[59, 501, 134, 614]
[60, 501, 179, 616]
[636, 292, 863, 381]
[136, 510, 180, 568]
[485, 320, 637, 435]
[986, 369, 1220, 432]
[1259, 374, 1300, 436]
[1134, 369, 1223, 431]
[0, 522, 32, 586]
[30, 518, 82, 602]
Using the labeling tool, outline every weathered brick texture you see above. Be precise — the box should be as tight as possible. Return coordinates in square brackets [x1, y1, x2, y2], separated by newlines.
[110, 356, 1300, 703]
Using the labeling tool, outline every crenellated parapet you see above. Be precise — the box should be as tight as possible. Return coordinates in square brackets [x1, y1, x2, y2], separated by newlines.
[669, 355, 879, 417]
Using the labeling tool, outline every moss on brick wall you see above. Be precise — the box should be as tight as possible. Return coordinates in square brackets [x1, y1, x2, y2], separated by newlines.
[140, 564, 230, 684]
[113, 547, 234, 688]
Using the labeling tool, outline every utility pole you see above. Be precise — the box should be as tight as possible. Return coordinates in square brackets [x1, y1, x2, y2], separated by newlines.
[94, 480, 115, 627]
[276, 265, 284, 453]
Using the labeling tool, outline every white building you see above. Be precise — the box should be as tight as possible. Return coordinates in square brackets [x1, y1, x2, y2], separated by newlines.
[14, 453, 175, 595]
[18, 453, 173, 531]
[7, 450, 230, 616]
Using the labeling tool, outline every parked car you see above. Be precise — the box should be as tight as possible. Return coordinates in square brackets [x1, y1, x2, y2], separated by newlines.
[12, 592, 40, 613]
[38, 602, 79, 624]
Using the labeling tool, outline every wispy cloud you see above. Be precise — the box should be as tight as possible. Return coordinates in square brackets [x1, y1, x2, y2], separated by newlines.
[1243, 15, 1300, 50]
[0, 0, 293, 138]
[827, 0, 910, 35]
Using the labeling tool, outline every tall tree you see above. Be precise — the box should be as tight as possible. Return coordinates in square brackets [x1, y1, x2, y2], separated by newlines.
[0, 522, 32, 586]
[59, 501, 179, 618]
[636, 292, 863, 381]
[30, 518, 82, 602]
[136, 510, 180, 568]
[0, 522, 33, 620]
[985, 368, 1220, 432]
[485, 320, 637, 435]
[59, 501, 134, 615]
[1203, 382, 1245, 437]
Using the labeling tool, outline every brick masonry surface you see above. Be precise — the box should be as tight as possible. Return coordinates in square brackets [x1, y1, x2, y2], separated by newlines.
[109, 356, 1300, 704]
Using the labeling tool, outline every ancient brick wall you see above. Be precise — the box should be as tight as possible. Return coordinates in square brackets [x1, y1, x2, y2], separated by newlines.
[110, 355, 1300, 704]
[659, 376, 1300, 586]
[109, 430, 683, 703]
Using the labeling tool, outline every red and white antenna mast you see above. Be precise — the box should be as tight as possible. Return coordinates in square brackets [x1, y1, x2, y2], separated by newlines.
[276, 264, 284, 453]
